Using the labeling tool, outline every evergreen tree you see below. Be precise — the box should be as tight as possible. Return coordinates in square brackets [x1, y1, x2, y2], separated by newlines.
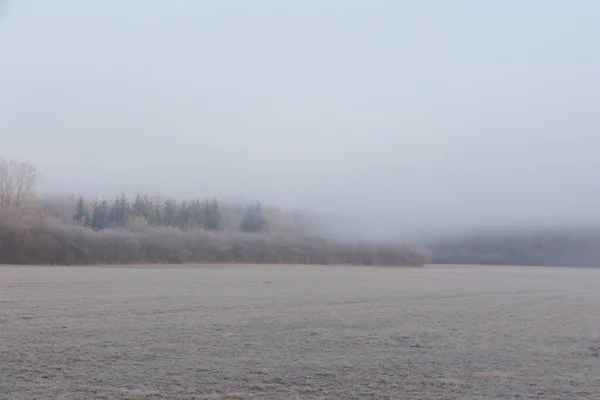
[109, 196, 125, 227]
[91, 198, 110, 230]
[147, 196, 160, 225]
[73, 197, 90, 227]
[119, 194, 130, 225]
[240, 201, 267, 233]
[131, 194, 158, 225]
[162, 198, 180, 227]
[132, 194, 145, 218]
[188, 199, 204, 229]
[204, 198, 222, 230]
[179, 201, 191, 229]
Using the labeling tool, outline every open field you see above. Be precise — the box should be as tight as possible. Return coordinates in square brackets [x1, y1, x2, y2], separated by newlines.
[1, 265, 599, 399]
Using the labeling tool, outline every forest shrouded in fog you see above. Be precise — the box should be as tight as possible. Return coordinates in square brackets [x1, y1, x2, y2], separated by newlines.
[2, 156, 600, 267]
[0, 157, 427, 266]
[2, 2, 599, 267]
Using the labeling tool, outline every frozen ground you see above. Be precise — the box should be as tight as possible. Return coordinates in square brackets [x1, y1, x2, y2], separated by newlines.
[1, 264, 599, 399]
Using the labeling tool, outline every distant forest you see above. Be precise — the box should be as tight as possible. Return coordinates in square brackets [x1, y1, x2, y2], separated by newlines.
[0, 157, 426, 266]
[2, 156, 600, 267]
[44, 194, 316, 237]
[430, 229, 600, 267]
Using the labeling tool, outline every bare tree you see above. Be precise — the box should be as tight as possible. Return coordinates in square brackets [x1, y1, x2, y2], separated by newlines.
[0, 156, 42, 219]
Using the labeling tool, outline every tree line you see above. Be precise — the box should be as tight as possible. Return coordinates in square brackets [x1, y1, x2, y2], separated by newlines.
[70, 194, 268, 234]
[429, 229, 600, 267]
[13, 155, 600, 268]
[0, 156, 427, 266]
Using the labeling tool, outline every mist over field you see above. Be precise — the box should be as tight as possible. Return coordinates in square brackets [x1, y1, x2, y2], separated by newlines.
[1, 1, 599, 264]
[3, 4, 600, 400]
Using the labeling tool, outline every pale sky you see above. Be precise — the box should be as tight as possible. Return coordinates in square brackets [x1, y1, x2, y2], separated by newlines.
[1, 1, 599, 236]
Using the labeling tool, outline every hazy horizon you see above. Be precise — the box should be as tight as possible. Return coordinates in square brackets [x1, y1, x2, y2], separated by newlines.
[2, 1, 599, 237]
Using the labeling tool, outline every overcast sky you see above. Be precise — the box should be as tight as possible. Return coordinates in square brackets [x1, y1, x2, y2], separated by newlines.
[1, 1, 599, 235]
